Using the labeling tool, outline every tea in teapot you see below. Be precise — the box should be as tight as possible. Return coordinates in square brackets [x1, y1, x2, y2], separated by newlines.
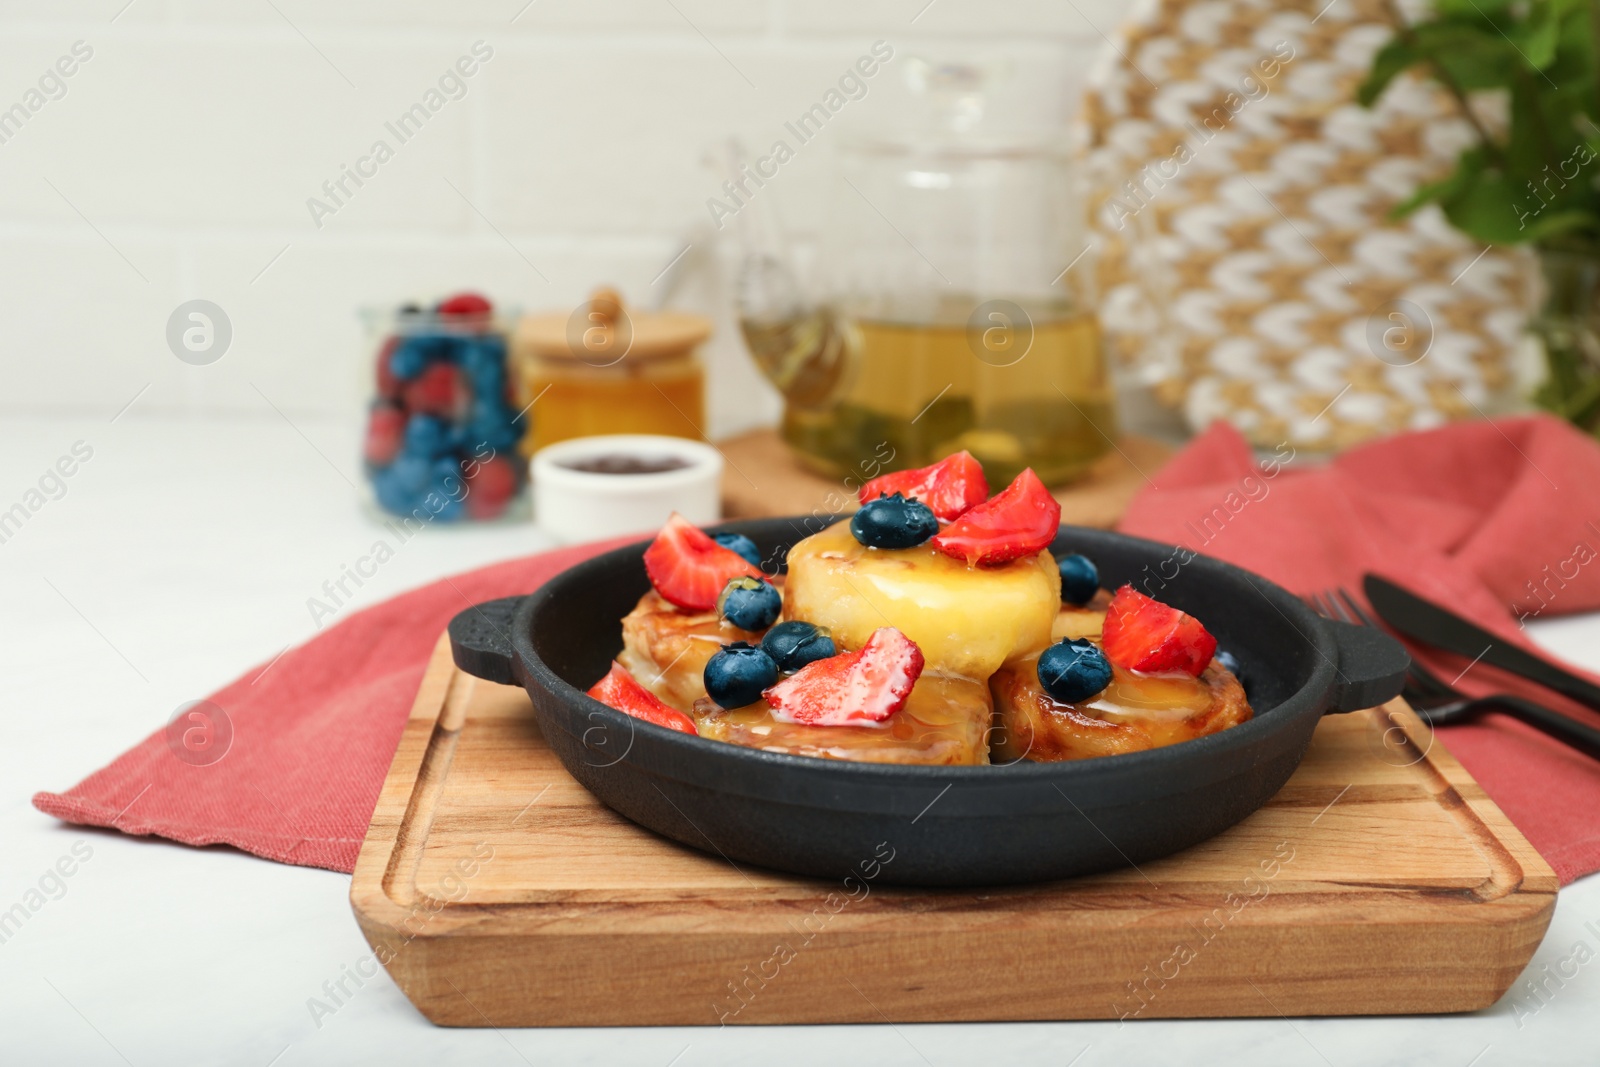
[730, 61, 1115, 486]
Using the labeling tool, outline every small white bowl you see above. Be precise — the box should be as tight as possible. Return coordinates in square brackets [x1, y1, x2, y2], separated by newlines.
[531, 434, 724, 544]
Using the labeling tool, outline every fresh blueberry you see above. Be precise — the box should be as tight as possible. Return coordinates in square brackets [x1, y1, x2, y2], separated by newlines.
[474, 422, 521, 454]
[850, 493, 940, 550]
[432, 492, 465, 522]
[389, 336, 443, 381]
[430, 457, 464, 495]
[425, 337, 454, 366]
[703, 642, 778, 708]
[403, 415, 450, 458]
[404, 457, 465, 521]
[1037, 638, 1114, 704]
[390, 454, 432, 494]
[464, 403, 520, 452]
[1056, 553, 1100, 605]
[760, 620, 836, 673]
[466, 421, 518, 454]
[371, 469, 417, 516]
[389, 343, 425, 382]
[465, 335, 507, 367]
[713, 532, 763, 569]
[471, 394, 512, 420]
[466, 357, 506, 391]
[717, 576, 782, 631]
[1214, 649, 1241, 677]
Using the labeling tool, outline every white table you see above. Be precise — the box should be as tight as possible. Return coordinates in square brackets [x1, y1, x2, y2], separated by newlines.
[2, 414, 1595, 1067]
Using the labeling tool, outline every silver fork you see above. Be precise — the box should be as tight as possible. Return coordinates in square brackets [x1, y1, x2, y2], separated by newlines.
[1307, 588, 1600, 761]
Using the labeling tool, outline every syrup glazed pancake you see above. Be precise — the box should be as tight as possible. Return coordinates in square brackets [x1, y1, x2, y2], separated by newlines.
[692, 672, 992, 766]
[618, 588, 770, 712]
[991, 617, 1250, 762]
[593, 451, 1252, 766]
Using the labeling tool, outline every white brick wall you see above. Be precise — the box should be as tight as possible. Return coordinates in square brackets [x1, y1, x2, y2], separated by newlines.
[0, 0, 1124, 437]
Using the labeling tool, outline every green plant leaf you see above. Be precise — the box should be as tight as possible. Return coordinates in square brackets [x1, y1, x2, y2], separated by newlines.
[1389, 146, 1493, 220]
[1506, 79, 1547, 169]
[1521, 208, 1600, 241]
[1369, 0, 1600, 434]
[1358, 39, 1419, 106]
[1389, 167, 1473, 219]
[1436, 0, 1514, 13]
[1439, 167, 1531, 243]
[1413, 23, 1520, 90]
[1361, 14, 1600, 241]
[1389, 184, 1445, 219]
[1514, 3, 1561, 69]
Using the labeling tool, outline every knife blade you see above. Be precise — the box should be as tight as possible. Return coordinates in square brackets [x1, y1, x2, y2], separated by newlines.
[1364, 574, 1600, 714]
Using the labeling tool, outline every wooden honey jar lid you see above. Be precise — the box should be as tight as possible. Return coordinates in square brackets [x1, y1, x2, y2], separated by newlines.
[513, 287, 712, 364]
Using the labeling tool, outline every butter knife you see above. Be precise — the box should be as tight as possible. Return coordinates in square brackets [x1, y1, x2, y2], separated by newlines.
[1364, 574, 1600, 714]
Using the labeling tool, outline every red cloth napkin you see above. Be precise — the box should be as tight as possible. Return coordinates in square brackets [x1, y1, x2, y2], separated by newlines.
[1119, 414, 1600, 883]
[35, 414, 1600, 885]
[33, 536, 635, 874]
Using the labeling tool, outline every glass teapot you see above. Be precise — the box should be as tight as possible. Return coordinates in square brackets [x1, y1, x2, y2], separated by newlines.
[728, 59, 1114, 487]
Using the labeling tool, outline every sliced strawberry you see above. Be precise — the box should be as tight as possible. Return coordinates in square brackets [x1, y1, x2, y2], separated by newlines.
[930, 468, 1061, 566]
[858, 450, 988, 521]
[643, 513, 762, 612]
[763, 627, 924, 726]
[1100, 585, 1217, 676]
[586, 662, 697, 735]
[463, 454, 519, 520]
[437, 292, 493, 317]
[403, 363, 468, 417]
[363, 405, 406, 466]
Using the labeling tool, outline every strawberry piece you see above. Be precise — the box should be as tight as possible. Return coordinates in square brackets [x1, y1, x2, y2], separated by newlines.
[1100, 585, 1218, 676]
[403, 363, 467, 417]
[930, 468, 1061, 566]
[643, 513, 762, 612]
[437, 292, 493, 317]
[363, 405, 406, 466]
[463, 454, 520, 519]
[586, 662, 697, 735]
[858, 450, 987, 521]
[763, 627, 924, 726]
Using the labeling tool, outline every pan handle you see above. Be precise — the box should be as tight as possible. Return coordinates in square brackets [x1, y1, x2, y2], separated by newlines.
[447, 596, 528, 686]
[1323, 618, 1410, 714]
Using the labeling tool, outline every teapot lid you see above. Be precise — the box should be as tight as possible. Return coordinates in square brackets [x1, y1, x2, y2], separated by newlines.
[843, 57, 1068, 159]
[513, 287, 712, 363]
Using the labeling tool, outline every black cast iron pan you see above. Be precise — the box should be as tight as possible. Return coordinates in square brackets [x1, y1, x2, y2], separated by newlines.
[448, 518, 1408, 887]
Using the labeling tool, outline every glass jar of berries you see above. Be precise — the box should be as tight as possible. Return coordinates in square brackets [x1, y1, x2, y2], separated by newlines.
[361, 293, 527, 522]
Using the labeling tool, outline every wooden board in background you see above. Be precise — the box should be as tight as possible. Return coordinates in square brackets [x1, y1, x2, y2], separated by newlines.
[350, 635, 1556, 1028]
[716, 428, 1174, 529]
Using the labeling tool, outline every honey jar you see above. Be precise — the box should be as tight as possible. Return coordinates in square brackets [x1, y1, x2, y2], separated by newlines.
[512, 287, 711, 455]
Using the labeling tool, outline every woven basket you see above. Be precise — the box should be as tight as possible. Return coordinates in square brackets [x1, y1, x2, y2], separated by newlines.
[1083, 0, 1539, 450]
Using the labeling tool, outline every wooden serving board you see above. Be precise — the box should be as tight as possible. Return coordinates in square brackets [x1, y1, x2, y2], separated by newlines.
[351, 635, 1556, 1028]
[716, 428, 1174, 529]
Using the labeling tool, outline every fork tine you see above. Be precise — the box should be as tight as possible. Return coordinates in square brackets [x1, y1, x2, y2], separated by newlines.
[1320, 589, 1358, 626]
[1308, 590, 1429, 697]
[1305, 588, 1426, 701]
[1334, 588, 1381, 630]
[1334, 586, 1456, 698]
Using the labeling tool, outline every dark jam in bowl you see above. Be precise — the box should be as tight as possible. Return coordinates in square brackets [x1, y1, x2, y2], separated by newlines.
[557, 453, 694, 476]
